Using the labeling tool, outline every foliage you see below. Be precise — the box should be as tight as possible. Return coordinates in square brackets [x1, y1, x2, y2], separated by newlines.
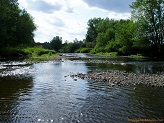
[0, 47, 24, 57]
[96, 52, 118, 56]
[36, 42, 51, 49]
[36, 38, 85, 53]
[50, 36, 62, 52]
[0, 47, 55, 59]
[1, 0, 163, 59]
[85, 18, 139, 55]
[0, 0, 36, 48]
[23, 47, 56, 61]
[85, 18, 102, 48]
[76, 0, 163, 58]
[60, 39, 83, 53]
[130, 54, 143, 58]
[93, 19, 116, 53]
[130, 0, 164, 57]
[115, 20, 137, 55]
[23, 47, 56, 57]
[83, 1, 164, 59]
[75, 48, 92, 53]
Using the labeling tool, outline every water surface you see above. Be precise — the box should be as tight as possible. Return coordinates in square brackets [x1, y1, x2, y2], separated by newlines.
[0, 54, 164, 122]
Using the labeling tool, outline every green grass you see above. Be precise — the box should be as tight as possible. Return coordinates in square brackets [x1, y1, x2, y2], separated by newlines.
[75, 48, 92, 53]
[96, 52, 118, 56]
[23, 47, 56, 57]
[24, 55, 57, 62]
[0, 47, 56, 61]
[130, 54, 143, 58]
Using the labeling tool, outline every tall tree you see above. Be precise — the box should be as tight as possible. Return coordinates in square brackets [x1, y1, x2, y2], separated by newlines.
[94, 18, 116, 52]
[16, 9, 36, 46]
[130, 0, 164, 57]
[115, 20, 137, 55]
[0, 0, 36, 48]
[0, 0, 19, 47]
[50, 36, 62, 52]
[85, 18, 102, 48]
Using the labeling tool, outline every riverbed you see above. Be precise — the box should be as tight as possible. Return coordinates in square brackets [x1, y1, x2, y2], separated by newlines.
[0, 53, 164, 122]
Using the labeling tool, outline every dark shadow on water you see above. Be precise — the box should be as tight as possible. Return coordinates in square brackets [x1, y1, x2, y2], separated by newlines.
[128, 85, 164, 119]
[0, 76, 33, 122]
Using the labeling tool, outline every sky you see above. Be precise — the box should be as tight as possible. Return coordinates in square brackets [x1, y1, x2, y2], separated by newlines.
[18, 0, 135, 43]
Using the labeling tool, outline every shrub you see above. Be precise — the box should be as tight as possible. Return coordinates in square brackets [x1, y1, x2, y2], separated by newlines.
[23, 47, 56, 57]
[75, 48, 92, 53]
[96, 52, 118, 56]
[130, 54, 143, 58]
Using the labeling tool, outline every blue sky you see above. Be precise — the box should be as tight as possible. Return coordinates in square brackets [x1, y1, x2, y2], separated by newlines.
[18, 0, 135, 43]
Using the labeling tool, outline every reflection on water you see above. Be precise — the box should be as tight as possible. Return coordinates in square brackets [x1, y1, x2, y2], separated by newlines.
[0, 77, 33, 122]
[85, 59, 164, 74]
[0, 54, 164, 122]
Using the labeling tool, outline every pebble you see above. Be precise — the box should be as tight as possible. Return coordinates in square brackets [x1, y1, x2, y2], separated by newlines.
[70, 70, 164, 87]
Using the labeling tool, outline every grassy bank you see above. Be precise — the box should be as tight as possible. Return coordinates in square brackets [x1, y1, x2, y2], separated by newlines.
[75, 48, 92, 53]
[96, 52, 118, 56]
[0, 47, 56, 61]
[130, 54, 143, 58]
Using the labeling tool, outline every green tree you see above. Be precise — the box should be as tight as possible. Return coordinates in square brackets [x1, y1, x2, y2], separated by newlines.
[85, 18, 102, 48]
[115, 20, 137, 55]
[16, 9, 36, 46]
[0, 0, 19, 47]
[50, 36, 62, 52]
[0, 0, 36, 48]
[94, 18, 116, 52]
[59, 39, 83, 53]
[130, 0, 164, 57]
[94, 28, 115, 52]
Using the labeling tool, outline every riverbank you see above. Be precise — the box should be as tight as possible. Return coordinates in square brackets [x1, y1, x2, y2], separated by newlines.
[0, 47, 56, 61]
[70, 70, 164, 87]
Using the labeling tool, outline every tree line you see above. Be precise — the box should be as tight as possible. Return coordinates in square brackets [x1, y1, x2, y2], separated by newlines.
[0, 0, 36, 48]
[1, 0, 163, 59]
[36, 37, 84, 53]
[41, 0, 163, 58]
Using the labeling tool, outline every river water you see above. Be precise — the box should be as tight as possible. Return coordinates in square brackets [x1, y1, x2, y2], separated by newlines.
[0, 53, 164, 123]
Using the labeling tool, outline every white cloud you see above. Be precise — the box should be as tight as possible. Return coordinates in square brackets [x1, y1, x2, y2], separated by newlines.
[18, 0, 28, 8]
[82, 0, 135, 13]
[29, 0, 62, 13]
[18, 0, 133, 43]
[108, 12, 131, 20]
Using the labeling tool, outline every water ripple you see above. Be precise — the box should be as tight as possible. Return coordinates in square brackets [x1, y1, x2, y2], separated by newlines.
[0, 55, 164, 122]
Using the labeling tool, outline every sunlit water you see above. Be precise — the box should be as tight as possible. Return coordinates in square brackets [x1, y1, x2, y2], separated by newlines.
[0, 54, 164, 123]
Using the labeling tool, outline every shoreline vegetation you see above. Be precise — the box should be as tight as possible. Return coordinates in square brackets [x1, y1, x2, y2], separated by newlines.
[1, 51, 164, 87]
[0, 47, 56, 61]
[1, 1, 164, 60]
[0, 47, 155, 62]
[0, 49, 145, 61]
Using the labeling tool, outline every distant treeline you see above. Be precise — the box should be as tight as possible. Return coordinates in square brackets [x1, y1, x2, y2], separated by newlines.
[0, 0, 163, 59]
[39, 0, 164, 58]
[36, 37, 85, 53]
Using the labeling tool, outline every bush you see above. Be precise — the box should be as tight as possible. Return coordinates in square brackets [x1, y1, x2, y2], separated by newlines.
[96, 52, 118, 56]
[75, 48, 92, 53]
[90, 49, 96, 54]
[0, 47, 56, 58]
[23, 47, 56, 57]
[0, 47, 25, 57]
[130, 54, 143, 58]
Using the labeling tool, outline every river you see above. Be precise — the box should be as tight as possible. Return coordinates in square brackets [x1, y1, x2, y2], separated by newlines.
[0, 53, 164, 123]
